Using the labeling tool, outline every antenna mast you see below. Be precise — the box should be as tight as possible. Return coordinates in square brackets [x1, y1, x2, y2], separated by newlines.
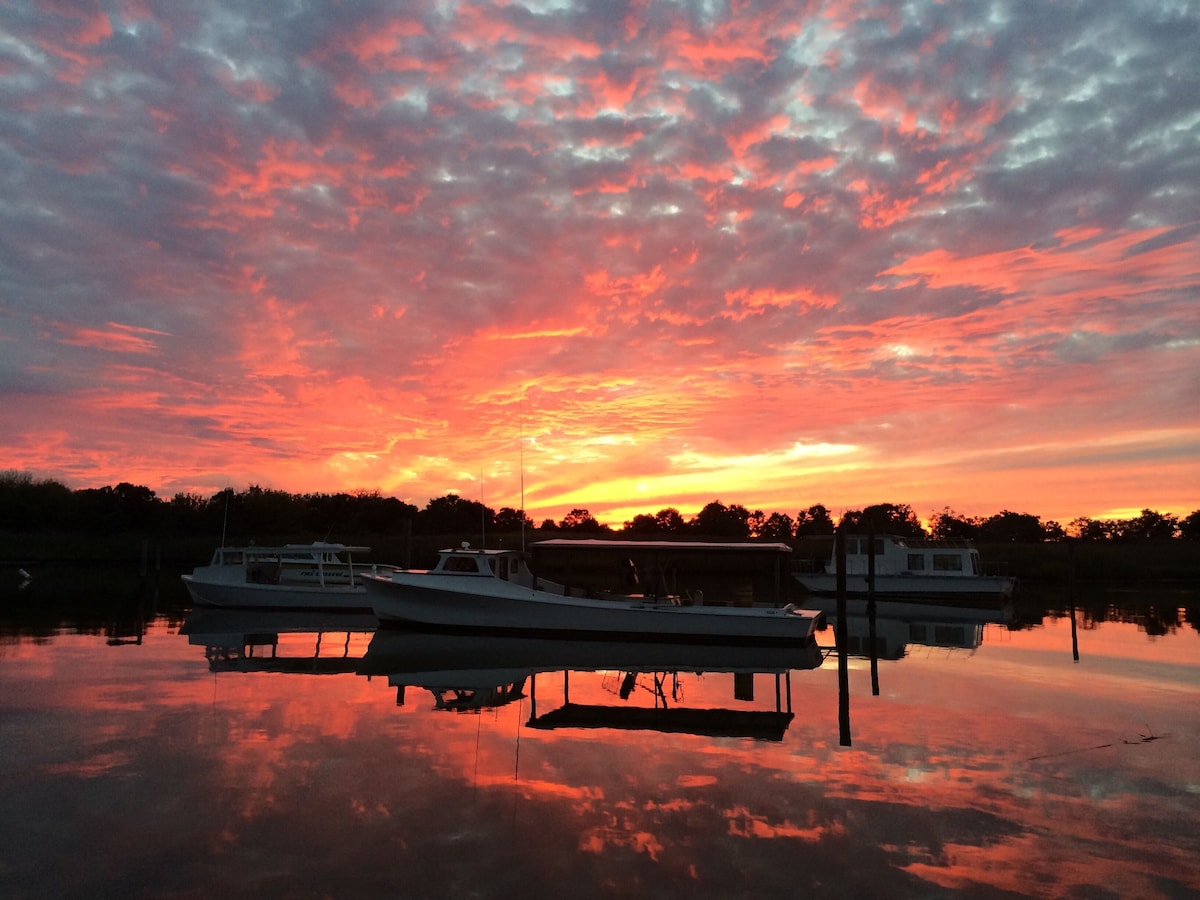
[519, 419, 526, 555]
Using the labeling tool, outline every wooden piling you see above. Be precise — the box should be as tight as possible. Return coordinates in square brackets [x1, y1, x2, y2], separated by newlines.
[836, 525, 851, 746]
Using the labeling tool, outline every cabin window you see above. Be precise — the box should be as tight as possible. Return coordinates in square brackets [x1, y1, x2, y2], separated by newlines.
[932, 554, 963, 572]
[443, 556, 480, 573]
[907, 554, 925, 571]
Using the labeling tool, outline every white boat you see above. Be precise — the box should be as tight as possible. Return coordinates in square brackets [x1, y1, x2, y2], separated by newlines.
[181, 542, 393, 610]
[794, 535, 1016, 601]
[359, 544, 826, 645]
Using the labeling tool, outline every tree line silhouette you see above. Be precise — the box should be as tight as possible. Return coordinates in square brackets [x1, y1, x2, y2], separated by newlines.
[3, 471, 1197, 543]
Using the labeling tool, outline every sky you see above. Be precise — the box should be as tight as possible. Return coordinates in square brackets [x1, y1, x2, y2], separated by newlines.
[2, 0, 1198, 529]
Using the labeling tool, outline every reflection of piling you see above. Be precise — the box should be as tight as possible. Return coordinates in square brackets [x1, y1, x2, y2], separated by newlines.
[836, 526, 851, 747]
[867, 526, 879, 696]
[1069, 540, 1080, 662]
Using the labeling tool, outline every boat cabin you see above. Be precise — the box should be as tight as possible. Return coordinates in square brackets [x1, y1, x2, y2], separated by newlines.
[431, 547, 534, 583]
[833, 535, 983, 577]
[204, 543, 370, 587]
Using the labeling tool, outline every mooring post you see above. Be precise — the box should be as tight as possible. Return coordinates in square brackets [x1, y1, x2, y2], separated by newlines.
[1069, 539, 1080, 662]
[868, 527, 879, 695]
[836, 525, 851, 746]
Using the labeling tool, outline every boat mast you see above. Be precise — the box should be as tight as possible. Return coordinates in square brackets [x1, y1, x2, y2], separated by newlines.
[519, 421, 526, 556]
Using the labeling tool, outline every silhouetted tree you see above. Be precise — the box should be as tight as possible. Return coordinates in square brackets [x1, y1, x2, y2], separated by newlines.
[347, 491, 418, 533]
[757, 512, 795, 541]
[559, 508, 607, 532]
[622, 514, 660, 535]
[75, 482, 162, 532]
[794, 504, 835, 536]
[1070, 517, 1111, 540]
[1113, 509, 1179, 540]
[623, 507, 687, 535]
[929, 507, 979, 540]
[165, 492, 209, 533]
[419, 494, 494, 535]
[690, 501, 750, 538]
[0, 472, 74, 530]
[229, 485, 302, 536]
[976, 510, 1046, 543]
[654, 508, 686, 532]
[494, 507, 533, 531]
[1180, 510, 1200, 540]
[841, 503, 924, 538]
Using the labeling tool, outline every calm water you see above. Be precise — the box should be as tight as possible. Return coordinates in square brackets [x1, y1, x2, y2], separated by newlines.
[1, 575, 1198, 899]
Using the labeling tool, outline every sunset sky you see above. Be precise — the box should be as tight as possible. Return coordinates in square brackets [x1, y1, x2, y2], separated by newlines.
[2, 0, 1197, 528]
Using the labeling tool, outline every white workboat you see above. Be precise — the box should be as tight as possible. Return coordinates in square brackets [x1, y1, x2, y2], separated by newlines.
[794, 535, 1016, 601]
[359, 544, 825, 645]
[182, 542, 392, 610]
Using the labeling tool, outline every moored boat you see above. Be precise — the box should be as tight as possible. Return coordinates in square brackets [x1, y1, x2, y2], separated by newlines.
[794, 534, 1016, 602]
[182, 542, 393, 610]
[359, 544, 825, 645]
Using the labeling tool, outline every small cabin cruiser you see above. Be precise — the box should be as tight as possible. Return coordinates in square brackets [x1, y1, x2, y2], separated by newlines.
[182, 542, 391, 610]
[794, 535, 1015, 602]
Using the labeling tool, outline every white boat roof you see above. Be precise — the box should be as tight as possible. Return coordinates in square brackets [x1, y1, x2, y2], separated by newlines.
[439, 546, 511, 553]
[217, 542, 371, 554]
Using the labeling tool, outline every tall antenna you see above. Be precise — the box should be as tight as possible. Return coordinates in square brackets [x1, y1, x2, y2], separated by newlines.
[480, 469, 486, 549]
[519, 419, 526, 555]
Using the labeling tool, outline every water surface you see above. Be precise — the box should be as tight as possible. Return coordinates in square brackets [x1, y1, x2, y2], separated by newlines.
[1, 580, 1197, 898]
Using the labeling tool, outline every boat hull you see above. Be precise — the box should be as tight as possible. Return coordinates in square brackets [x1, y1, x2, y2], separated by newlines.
[181, 575, 373, 611]
[361, 574, 824, 645]
[793, 572, 1015, 602]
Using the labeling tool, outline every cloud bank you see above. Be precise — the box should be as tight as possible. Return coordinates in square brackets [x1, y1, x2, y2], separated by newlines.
[1, 0, 1197, 525]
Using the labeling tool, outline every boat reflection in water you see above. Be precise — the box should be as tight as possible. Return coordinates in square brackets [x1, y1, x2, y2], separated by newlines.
[805, 596, 1013, 659]
[359, 630, 824, 741]
[179, 609, 825, 740]
[180, 608, 379, 674]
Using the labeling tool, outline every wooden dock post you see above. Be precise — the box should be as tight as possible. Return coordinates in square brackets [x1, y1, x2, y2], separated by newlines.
[836, 525, 851, 746]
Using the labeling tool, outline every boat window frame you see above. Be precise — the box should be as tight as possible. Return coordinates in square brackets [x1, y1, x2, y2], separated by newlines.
[442, 555, 484, 574]
[932, 553, 964, 572]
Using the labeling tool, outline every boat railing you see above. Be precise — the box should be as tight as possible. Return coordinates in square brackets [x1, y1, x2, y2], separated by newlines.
[889, 536, 976, 549]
